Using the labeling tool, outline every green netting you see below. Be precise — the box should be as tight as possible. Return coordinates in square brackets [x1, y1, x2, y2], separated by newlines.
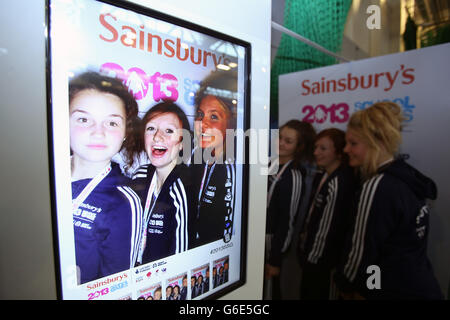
[270, 0, 352, 125]
[420, 23, 450, 48]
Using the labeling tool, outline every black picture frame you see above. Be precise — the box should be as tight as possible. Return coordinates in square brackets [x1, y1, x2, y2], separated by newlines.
[46, 0, 251, 300]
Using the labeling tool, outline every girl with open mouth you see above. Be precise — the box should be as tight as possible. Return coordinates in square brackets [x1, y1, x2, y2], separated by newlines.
[131, 102, 194, 265]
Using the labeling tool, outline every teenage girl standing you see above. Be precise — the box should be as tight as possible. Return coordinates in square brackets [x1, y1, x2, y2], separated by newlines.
[298, 128, 357, 299]
[335, 102, 443, 299]
[265, 120, 315, 299]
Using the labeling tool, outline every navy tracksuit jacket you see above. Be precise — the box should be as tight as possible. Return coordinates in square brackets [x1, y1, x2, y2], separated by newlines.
[335, 159, 443, 299]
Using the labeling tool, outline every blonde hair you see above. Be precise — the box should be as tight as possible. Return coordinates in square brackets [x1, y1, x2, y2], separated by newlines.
[347, 102, 405, 179]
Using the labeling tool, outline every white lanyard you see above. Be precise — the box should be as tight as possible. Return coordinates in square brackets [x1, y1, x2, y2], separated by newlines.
[267, 159, 292, 207]
[72, 163, 112, 214]
[300, 171, 329, 251]
[143, 172, 159, 221]
[198, 161, 216, 204]
[137, 172, 159, 263]
[304, 171, 328, 228]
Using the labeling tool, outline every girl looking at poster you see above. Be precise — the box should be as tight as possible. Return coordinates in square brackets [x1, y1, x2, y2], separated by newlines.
[264, 120, 315, 299]
[131, 102, 193, 264]
[69, 71, 143, 284]
[190, 69, 237, 247]
[298, 128, 358, 299]
[335, 102, 443, 299]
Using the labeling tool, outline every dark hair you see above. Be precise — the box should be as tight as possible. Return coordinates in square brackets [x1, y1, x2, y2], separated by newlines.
[138, 101, 192, 163]
[315, 128, 349, 165]
[194, 69, 238, 130]
[280, 120, 316, 166]
[69, 71, 139, 169]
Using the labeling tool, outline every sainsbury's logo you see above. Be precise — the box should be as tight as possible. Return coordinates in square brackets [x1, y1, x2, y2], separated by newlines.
[86, 272, 128, 290]
[99, 13, 232, 70]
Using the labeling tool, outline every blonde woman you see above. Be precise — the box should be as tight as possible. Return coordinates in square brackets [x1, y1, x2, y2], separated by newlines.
[335, 102, 443, 299]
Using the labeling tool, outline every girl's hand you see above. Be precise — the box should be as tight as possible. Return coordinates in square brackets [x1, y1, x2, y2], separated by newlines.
[264, 263, 280, 279]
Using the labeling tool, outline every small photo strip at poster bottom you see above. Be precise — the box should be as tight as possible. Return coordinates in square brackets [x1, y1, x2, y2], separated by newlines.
[212, 255, 229, 290]
[191, 263, 211, 299]
[136, 282, 162, 300]
[165, 272, 188, 300]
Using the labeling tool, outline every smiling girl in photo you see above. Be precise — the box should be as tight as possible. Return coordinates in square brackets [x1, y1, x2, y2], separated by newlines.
[131, 102, 193, 264]
[189, 69, 237, 248]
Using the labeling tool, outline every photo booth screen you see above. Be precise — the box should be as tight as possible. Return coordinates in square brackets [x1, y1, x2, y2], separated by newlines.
[47, 0, 250, 300]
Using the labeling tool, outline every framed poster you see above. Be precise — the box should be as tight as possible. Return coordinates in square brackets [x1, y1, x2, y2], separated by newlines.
[46, 0, 250, 300]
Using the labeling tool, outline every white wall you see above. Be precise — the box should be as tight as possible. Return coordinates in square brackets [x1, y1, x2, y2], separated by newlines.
[0, 0, 271, 299]
[0, 0, 57, 299]
[271, 0, 285, 63]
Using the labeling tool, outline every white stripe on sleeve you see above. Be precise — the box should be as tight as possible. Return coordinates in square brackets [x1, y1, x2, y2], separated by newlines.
[117, 186, 144, 267]
[308, 177, 338, 264]
[131, 164, 149, 180]
[282, 168, 302, 252]
[170, 179, 189, 253]
[343, 174, 383, 281]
